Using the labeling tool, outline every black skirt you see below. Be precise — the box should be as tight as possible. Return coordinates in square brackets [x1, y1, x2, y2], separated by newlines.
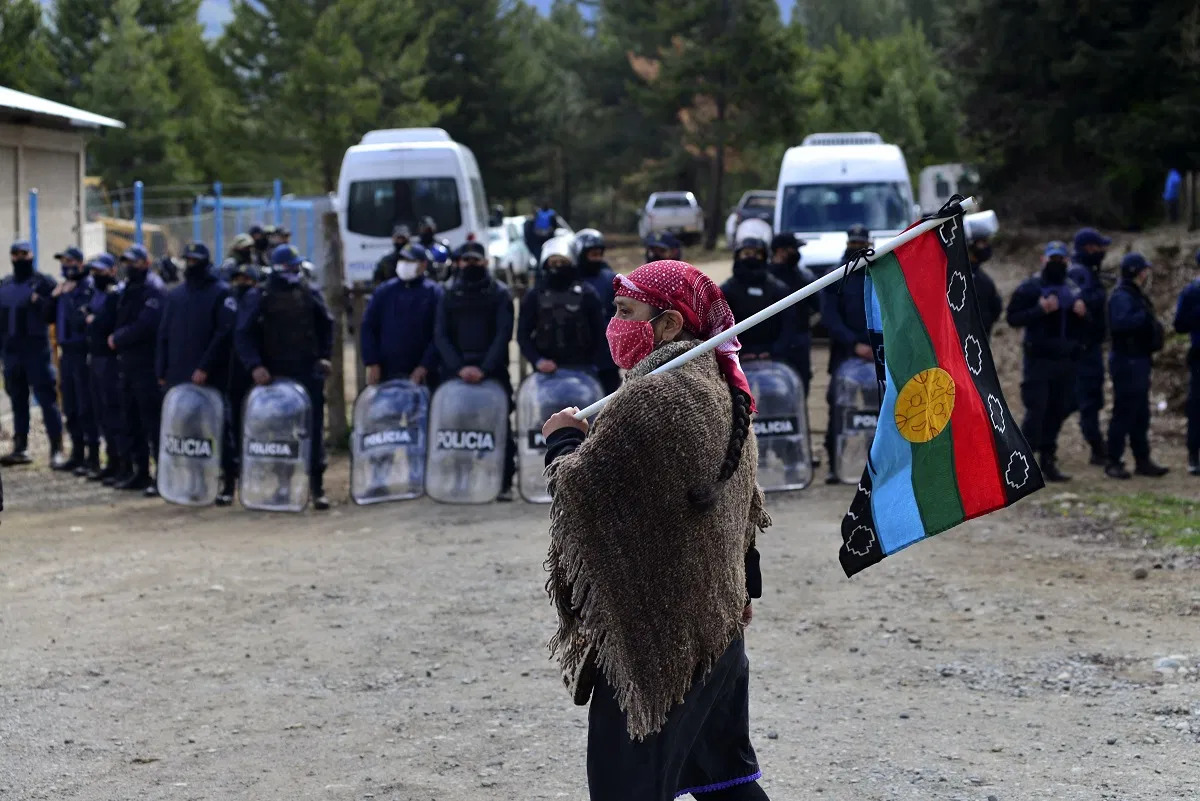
[586, 637, 762, 800]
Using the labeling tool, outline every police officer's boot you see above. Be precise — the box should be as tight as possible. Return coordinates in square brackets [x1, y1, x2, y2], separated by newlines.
[311, 472, 330, 511]
[0, 435, 32, 466]
[215, 474, 236, 507]
[1134, 458, 1169, 478]
[1087, 438, 1106, 467]
[1105, 461, 1132, 480]
[114, 463, 152, 491]
[75, 444, 99, 477]
[88, 450, 112, 481]
[1188, 451, 1199, 477]
[55, 438, 84, 472]
[49, 436, 71, 471]
[1039, 453, 1071, 483]
[103, 457, 129, 486]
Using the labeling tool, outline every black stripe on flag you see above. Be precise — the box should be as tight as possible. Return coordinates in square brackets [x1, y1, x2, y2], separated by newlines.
[839, 468, 885, 577]
[935, 214, 1044, 506]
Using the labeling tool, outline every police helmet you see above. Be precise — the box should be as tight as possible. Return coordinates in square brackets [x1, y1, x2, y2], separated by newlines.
[734, 237, 769, 258]
[182, 242, 211, 263]
[540, 235, 575, 270]
[572, 229, 605, 260]
[400, 244, 429, 263]
[231, 233, 255, 253]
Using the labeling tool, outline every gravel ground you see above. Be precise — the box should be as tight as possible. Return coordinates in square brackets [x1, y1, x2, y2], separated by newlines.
[0, 465, 1197, 800]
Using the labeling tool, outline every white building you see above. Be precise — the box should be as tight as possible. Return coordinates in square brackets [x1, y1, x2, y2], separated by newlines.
[0, 86, 124, 275]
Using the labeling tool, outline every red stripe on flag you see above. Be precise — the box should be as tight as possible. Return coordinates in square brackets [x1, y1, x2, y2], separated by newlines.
[893, 232, 1006, 517]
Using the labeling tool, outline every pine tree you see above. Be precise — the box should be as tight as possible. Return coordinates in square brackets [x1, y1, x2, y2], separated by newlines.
[75, 0, 195, 188]
[0, 0, 59, 96]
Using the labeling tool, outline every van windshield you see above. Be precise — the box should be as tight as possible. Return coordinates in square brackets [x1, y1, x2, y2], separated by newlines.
[779, 182, 910, 233]
[347, 178, 462, 237]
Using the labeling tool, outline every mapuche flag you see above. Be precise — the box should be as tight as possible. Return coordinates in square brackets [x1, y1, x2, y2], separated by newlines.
[839, 214, 1044, 577]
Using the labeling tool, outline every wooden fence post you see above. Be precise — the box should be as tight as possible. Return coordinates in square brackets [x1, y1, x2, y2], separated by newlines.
[322, 212, 350, 448]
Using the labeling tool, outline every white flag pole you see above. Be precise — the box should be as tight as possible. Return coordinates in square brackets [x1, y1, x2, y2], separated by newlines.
[574, 197, 977, 420]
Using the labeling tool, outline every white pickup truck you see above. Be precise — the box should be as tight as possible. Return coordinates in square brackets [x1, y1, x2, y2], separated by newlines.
[637, 191, 705, 245]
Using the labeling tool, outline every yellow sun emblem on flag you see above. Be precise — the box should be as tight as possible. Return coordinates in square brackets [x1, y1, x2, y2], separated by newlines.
[895, 367, 956, 443]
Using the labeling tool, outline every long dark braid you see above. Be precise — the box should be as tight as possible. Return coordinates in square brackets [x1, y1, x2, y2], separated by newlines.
[688, 387, 753, 510]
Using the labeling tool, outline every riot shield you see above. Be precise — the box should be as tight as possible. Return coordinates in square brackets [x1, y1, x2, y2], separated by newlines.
[833, 359, 881, 484]
[157, 383, 224, 506]
[425, 379, 510, 504]
[516, 369, 603, 503]
[351, 379, 430, 505]
[240, 380, 312, 512]
[743, 360, 811, 492]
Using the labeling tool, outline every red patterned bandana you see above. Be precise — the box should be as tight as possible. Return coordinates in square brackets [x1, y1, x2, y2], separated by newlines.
[614, 259, 756, 411]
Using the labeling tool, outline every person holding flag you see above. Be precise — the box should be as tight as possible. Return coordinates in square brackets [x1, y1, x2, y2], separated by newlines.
[540, 259, 772, 801]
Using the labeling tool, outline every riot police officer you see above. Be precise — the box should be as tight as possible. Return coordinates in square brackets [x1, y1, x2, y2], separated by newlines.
[434, 245, 517, 500]
[1006, 241, 1089, 482]
[109, 245, 165, 492]
[768, 232, 818, 399]
[417, 217, 451, 279]
[235, 244, 335, 509]
[819, 224, 874, 484]
[644, 232, 682, 263]
[1068, 227, 1111, 465]
[362, 244, 442, 388]
[225, 260, 260, 493]
[1105, 253, 1168, 480]
[1174, 250, 1200, 476]
[248, 224, 271, 267]
[372, 224, 412, 287]
[157, 243, 238, 504]
[518, 238, 606, 376]
[220, 234, 256, 282]
[967, 230, 1003, 337]
[50, 246, 98, 475]
[0, 240, 65, 467]
[720, 236, 795, 362]
[572, 230, 620, 394]
[85, 254, 123, 483]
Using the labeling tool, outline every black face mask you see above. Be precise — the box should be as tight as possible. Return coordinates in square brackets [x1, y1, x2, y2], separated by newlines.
[184, 260, 209, 280]
[233, 281, 254, 297]
[126, 265, 148, 284]
[393, 240, 408, 253]
[252, 237, 267, 250]
[12, 258, 33, 280]
[971, 245, 993, 265]
[547, 267, 574, 290]
[92, 273, 115, 290]
[733, 258, 768, 286]
[1043, 260, 1068, 285]
[462, 264, 488, 283]
[783, 251, 801, 268]
[1078, 251, 1104, 269]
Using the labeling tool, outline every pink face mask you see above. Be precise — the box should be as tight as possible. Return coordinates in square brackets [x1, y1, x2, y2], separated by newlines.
[606, 313, 664, 370]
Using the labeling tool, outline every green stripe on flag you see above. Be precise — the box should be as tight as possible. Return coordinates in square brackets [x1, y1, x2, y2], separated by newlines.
[868, 252, 965, 531]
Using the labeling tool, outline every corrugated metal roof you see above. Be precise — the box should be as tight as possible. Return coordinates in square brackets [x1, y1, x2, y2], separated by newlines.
[0, 86, 125, 129]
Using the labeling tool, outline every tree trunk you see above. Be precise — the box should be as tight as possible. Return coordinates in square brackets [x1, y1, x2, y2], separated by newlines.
[321, 212, 350, 449]
[705, 95, 727, 251]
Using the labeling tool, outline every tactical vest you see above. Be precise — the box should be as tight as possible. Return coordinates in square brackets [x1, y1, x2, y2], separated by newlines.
[443, 280, 500, 358]
[260, 282, 318, 372]
[534, 283, 591, 362]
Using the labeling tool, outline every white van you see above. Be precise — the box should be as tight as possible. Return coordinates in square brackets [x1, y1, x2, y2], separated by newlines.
[773, 132, 917, 275]
[337, 128, 489, 284]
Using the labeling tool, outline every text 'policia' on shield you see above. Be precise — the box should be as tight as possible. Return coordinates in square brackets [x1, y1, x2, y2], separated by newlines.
[839, 211, 1045, 577]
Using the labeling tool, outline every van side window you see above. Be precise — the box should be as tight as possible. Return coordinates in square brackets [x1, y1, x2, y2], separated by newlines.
[347, 178, 463, 236]
[470, 177, 489, 234]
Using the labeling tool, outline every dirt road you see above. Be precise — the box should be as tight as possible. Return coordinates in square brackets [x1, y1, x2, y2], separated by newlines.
[0, 466, 1197, 800]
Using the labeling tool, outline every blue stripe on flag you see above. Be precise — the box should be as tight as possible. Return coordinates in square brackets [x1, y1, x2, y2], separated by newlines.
[865, 272, 884, 333]
[869, 361, 926, 555]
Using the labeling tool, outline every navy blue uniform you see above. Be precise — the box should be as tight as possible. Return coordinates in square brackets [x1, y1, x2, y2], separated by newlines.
[361, 275, 442, 383]
[820, 266, 871, 466]
[1175, 278, 1200, 465]
[1006, 272, 1088, 463]
[87, 283, 123, 464]
[1106, 279, 1163, 466]
[157, 267, 238, 479]
[53, 276, 98, 454]
[112, 272, 165, 476]
[0, 269, 63, 444]
[517, 278, 607, 371]
[768, 260, 818, 399]
[235, 273, 334, 481]
[434, 272, 517, 491]
[578, 260, 620, 394]
[1068, 258, 1108, 450]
